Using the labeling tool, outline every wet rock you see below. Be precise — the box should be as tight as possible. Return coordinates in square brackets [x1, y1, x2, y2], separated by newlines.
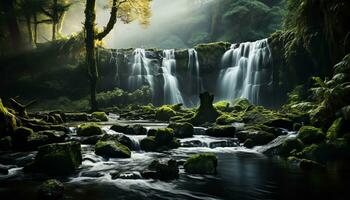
[26, 133, 49, 149]
[182, 140, 203, 147]
[140, 136, 157, 151]
[100, 133, 134, 150]
[81, 135, 102, 145]
[299, 159, 325, 170]
[110, 123, 147, 135]
[91, 112, 108, 122]
[206, 125, 236, 137]
[184, 153, 217, 174]
[38, 179, 64, 200]
[144, 159, 179, 180]
[264, 118, 293, 130]
[298, 126, 325, 144]
[0, 136, 12, 150]
[141, 170, 158, 179]
[31, 141, 82, 175]
[140, 128, 180, 151]
[77, 123, 104, 137]
[155, 106, 176, 121]
[65, 113, 88, 122]
[237, 130, 276, 147]
[11, 127, 34, 149]
[231, 98, 251, 111]
[95, 140, 131, 158]
[38, 130, 66, 143]
[168, 122, 194, 138]
[262, 138, 304, 156]
[81, 171, 104, 178]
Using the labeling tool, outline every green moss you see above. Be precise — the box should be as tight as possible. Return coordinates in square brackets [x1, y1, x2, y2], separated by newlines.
[77, 122, 103, 137]
[91, 112, 108, 122]
[326, 117, 344, 140]
[155, 128, 174, 145]
[231, 98, 251, 111]
[155, 106, 176, 121]
[214, 101, 230, 112]
[168, 122, 194, 138]
[140, 136, 157, 152]
[298, 126, 325, 144]
[184, 153, 217, 174]
[95, 140, 131, 158]
[280, 138, 304, 156]
[0, 98, 17, 137]
[216, 114, 242, 125]
[206, 125, 236, 137]
[38, 179, 64, 200]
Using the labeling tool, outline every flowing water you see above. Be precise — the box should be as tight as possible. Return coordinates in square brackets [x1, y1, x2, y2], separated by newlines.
[186, 48, 203, 107]
[160, 50, 184, 105]
[1, 121, 350, 200]
[217, 39, 273, 105]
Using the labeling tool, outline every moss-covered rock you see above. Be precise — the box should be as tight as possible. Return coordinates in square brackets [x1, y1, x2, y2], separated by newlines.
[140, 136, 157, 152]
[264, 118, 293, 130]
[27, 133, 49, 149]
[11, 127, 34, 148]
[95, 140, 131, 158]
[214, 101, 231, 112]
[91, 112, 108, 122]
[155, 106, 176, 121]
[37, 130, 66, 143]
[184, 153, 217, 174]
[168, 122, 194, 138]
[77, 123, 103, 137]
[155, 128, 175, 145]
[237, 130, 276, 147]
[326, 117, 344, 140]
[110, 123, 147, 135]
[216, 114, 241, 125]
[100, 133, 134, 150]
[299, 159, 324, 170]
[262, 138, 304, 156]
[0, 98, 17, 137]
[298, 126, 325, 144]
[145, 159, 179, 180]
[38, 179, 64, 200]
[206, 125, 236, 137]
[232, 98, 251, 111]
[65, 113, 88, 122]
[31, 141, 82, 175]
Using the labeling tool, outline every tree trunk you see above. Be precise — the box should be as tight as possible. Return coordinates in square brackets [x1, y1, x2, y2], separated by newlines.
[52, 0, 58, 40]
[33, 14, 38, 45]
[85, 0, 98, 111]
[25, 15, 33, 46]
[2, 0, 22, 50]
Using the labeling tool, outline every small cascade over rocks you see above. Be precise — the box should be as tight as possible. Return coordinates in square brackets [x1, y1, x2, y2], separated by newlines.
[160, 50, 184, 105]
[217, 39, 273, 105]
[128, 48, 155, 92]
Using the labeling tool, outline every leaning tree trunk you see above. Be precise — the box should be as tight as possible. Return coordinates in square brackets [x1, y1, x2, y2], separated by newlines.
[85, 0, 98, 111]
[52, 0, 58, 40]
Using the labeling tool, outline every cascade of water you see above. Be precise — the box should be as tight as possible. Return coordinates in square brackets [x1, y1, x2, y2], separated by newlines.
[160, 49, 184, 105]
[109, 49, 120, 85]
[187, 48, 203, 106]
[128, 48, 154, 92]
[217, 39, 273, 105]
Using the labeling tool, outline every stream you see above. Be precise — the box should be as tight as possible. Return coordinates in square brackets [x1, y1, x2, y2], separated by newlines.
[1, 120, 350, 200]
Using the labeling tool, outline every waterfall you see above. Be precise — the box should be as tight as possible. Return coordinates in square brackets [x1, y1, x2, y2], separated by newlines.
[217, 39, 273, 105]
[128, 48, 154, 92]
[160, 49, 184, 105]
[187, 48, 203, 106]
[109, 49, 119, 86]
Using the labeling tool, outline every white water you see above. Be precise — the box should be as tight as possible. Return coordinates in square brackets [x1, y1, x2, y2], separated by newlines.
[187, 49, 203, 106]
[109, 49, 120, 86]
[128, 48, 155, 92]
[160, 49, 184, 105]
[217, 39, 273, 105]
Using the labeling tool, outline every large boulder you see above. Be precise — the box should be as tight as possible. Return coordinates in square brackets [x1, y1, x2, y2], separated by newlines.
[37, 130, 66, 143]
[206, 125, 236, 137]
[11, 127, 34, 149]
[91, 112, 108, 122]
[38, 179, 64, 200]
[110, 123, 147, 135]
[142, 159, 179, 180]
[237, 130, 276, 148]
[231, 98, 251, 111]
[140, 128, 180, 151]
[65, 113, 88, 122]
[184, 153, 217, 174]
[155, 106, 176, 121]
[264, 118, 293, 130]
[77, 123, 104, 137]
[298, 126, 325, 144]
[168, 122, 194, 138]
[100, 133, 134, 150]
[95, 140, 131, 158]
[31, 141, 82, 175]
[262, 138, 304, 156]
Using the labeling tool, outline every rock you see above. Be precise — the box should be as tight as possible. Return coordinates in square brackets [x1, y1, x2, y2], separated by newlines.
[184, 153, 217, 174]
[326, 118, 344, 140]
[0, 136, 12, 150]
[91, 112, 108, 122]
[77, 123, 104, 137]
[191, 92, 220, 125]
[32, 141, 82, 175]
[206, 125, 236, 137]
[140, 128, 180, 151]
[100, 133, 133, 150]
[65, 113, 88, 122]
[0, 164, 9, 175]
[0, 98, 17, 137]
[11, 127, 34, 149]
[237, 130, 275, 147]
[81, 135, 102, 145]
[141, 170, 158, 179]
[243, 139, 255, 148]
[145, 159, 179, 180]
[213, 101, 231, 112]
[147, 129, 157, 136]
[231, 98, 251, 111]
[38, 130, 66, 143]
[216, 114, 241, 125]
[182, 140, 203, 147]
[110, 123, 147, 135]
[95, 140, 131, 158]
[298, 126, 325, 144]
[38, 179, 64, 200]
[264, 118, 293, 130]
[262, 138, 304, 156]
[140, 136, 157, 151]
[168, 122, 194, 138]
[299, 159, 324, 170]
[26, 133, 49, 149]
[81, 171, 104, 178]
[155, 106, 176, 121]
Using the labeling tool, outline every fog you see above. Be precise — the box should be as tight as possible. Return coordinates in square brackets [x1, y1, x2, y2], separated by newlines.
[62, 0, 214, 49]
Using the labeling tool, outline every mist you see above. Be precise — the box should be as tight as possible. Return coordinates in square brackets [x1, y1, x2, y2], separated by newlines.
[62, 0, 215, 49]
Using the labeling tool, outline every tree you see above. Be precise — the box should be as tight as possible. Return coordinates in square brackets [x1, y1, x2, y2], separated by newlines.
[41, 0, 71, 40]
[84, 0, 151, 111]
